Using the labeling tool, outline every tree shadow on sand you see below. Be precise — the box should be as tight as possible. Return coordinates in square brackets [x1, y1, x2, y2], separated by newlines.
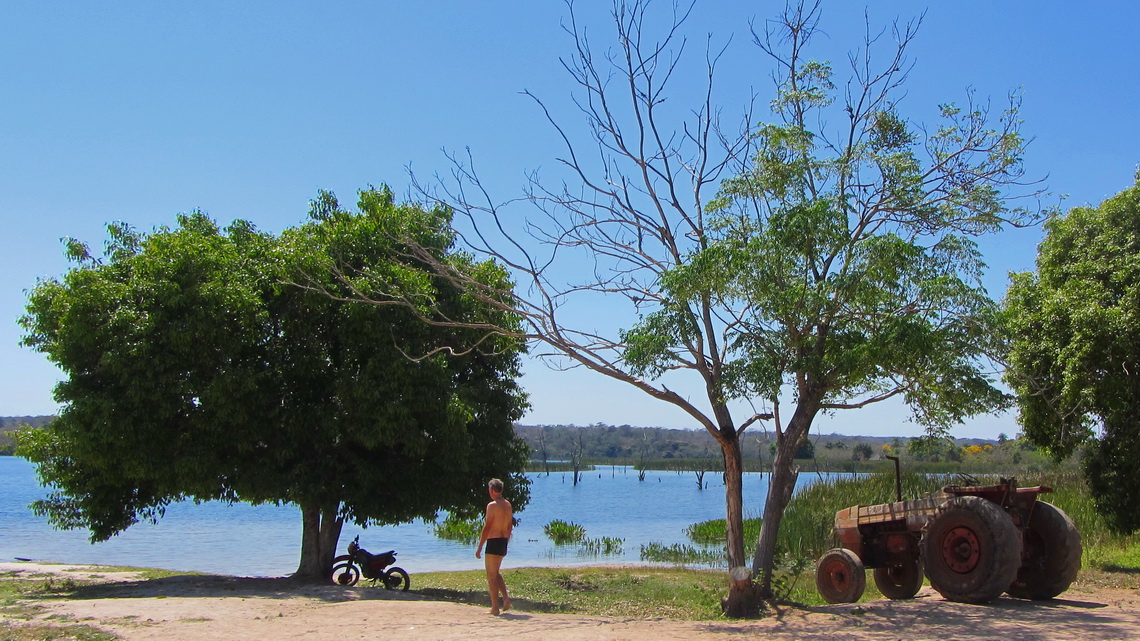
[41, 575, 422, 604]
[700, 593, 1127, 641]
[36, 574, 566, 614]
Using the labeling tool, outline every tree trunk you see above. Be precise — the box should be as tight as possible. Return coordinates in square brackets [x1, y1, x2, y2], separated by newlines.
[722, 566, 763, 617]
[751, 441, 800, 598]
[751, 400, 817, 598]
[720, 433, 764, 616]
[293, 501, 344, 583]
[722, 440, 746, 568]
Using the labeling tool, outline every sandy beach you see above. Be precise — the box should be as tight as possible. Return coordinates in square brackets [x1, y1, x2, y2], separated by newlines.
[3, 561, 1140, 640]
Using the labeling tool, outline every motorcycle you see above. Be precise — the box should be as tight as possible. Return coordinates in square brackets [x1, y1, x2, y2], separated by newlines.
[331, 535, 411, 591]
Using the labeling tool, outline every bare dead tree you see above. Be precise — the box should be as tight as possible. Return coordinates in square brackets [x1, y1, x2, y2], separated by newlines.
[398, 1, 773, 610]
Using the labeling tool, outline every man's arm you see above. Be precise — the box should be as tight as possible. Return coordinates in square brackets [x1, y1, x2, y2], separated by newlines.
[476, 502, 494, 558]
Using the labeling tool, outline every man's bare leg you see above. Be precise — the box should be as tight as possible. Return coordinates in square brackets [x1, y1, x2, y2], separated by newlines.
[497, 571, 511, 612]
[484, 553, 510, 614]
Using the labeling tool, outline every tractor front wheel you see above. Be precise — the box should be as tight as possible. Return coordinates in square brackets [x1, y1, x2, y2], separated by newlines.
[816, 548, 866, 604]
[922, 496, 1021, 604]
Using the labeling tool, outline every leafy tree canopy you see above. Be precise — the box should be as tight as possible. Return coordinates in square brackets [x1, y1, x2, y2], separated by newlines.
[618, 2, 1042, 596]
[1005, 172, 1140, 533]
[402, 1, 1046, 604]
[19, 186, 530, 578]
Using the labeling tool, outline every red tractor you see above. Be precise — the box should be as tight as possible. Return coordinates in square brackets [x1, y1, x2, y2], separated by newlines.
[816, 464, 1082, 604]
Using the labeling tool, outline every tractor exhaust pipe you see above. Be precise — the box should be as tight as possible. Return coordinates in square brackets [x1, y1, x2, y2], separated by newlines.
[886, 455, 902, 502]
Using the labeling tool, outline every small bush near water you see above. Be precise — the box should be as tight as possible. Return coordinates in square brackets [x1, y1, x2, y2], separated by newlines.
[544, 520, 587, 545]
[432, 514, 482, 544]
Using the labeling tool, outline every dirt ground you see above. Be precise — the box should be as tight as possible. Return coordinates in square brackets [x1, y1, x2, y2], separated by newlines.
[3, 562, 1140, 640]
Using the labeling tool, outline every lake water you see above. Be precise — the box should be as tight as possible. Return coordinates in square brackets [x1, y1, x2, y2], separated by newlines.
[0, 456, 832, 577]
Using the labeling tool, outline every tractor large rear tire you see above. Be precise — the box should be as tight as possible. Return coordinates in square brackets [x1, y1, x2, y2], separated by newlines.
[1007, 501, 1082, 600]
[922, 496, 1021, 604]
[816, 548, 866, 604]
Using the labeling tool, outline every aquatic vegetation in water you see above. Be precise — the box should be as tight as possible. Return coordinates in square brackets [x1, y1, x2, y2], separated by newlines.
[639, 542, 724, 567]
[544, 520, 587, 545]
[579, 537, 624, 557]
[685, 518, 762, 545]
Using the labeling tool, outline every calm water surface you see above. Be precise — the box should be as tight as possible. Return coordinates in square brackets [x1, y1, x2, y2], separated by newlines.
[0, 457, 835, 576]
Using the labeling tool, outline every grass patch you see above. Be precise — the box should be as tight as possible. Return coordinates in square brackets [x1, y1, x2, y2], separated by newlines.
[78, 567, 194, 581]
[415, 566, 727, 619]
[0, 621, 120, 640]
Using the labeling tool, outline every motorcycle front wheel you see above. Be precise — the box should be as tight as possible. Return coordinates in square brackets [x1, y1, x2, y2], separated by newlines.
[384, 567, 410, 591]
[331, 560, 361, 587]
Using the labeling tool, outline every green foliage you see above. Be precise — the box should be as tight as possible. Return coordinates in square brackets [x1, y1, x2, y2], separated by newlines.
[769, 552, 813, 602]
[1005, 173, 1140, 533]
[620, 3, 1039, 435]
[606, 1, 1042, 591]
[543, 520, 586, 545]
[17, 187, 531, 574]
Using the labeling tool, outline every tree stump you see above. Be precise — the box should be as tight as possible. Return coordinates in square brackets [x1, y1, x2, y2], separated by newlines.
[722, 566, 762, 618]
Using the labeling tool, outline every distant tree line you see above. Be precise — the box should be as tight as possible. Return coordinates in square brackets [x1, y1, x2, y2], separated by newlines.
[5, 418, 1022, 469]
[0, 416, 54, 429]
[514, 423, 1003, 466]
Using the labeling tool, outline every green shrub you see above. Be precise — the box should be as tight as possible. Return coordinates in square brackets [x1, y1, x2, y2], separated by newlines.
[432, 514, 482, 543]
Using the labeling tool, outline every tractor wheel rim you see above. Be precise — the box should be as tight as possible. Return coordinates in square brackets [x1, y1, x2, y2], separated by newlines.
[942, 525, 981, 573]
[825, 559, 850, 590]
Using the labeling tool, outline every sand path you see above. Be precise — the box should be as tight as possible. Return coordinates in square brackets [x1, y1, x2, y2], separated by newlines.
[4, 562, 1139, 640]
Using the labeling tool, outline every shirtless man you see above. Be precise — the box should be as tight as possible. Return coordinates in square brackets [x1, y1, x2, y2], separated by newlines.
[475, 478, 513, 615]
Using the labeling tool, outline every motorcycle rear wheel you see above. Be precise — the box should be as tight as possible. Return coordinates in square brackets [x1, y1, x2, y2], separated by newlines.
[384, 567, 410, 591]
[332, 560, 361, 587]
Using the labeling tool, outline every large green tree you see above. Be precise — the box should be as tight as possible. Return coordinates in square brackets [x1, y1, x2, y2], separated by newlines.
[19, 187, 530, 581]
[398, 1, 1043, 612]
[1005, 173, 1140, 534]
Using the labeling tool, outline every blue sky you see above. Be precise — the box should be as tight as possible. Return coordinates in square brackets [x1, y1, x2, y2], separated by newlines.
[2, 1, 1137, 439]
